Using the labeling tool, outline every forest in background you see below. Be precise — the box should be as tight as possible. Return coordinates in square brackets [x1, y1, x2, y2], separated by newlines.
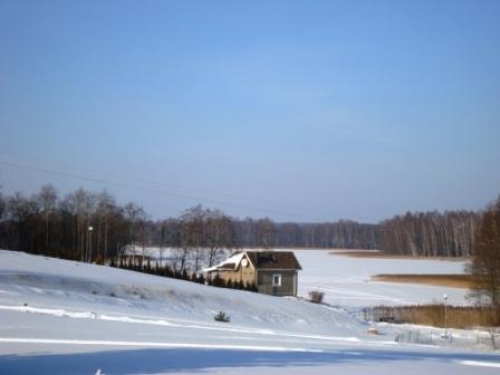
[379, 211, 479, 258]
[0, 185, 484, 266]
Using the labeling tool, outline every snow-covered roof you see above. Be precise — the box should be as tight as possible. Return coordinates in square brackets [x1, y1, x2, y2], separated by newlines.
[202, 251, 246, 273]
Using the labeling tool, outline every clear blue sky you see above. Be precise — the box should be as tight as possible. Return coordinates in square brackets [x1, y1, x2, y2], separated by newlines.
[1, 0, 499, 223]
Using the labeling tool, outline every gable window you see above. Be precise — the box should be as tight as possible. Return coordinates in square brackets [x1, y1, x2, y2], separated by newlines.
[272, 274, 282, 287]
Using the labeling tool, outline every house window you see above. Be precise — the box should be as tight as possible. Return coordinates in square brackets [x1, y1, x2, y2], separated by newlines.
[272, 274, 282, 287]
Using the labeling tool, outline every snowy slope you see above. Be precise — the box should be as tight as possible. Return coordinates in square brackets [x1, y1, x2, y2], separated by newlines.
[0, 250, 370, 337]
[0, 249, 499, 375]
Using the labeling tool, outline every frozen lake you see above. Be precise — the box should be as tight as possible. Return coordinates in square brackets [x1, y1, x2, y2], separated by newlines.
[293, 249, 468, 308]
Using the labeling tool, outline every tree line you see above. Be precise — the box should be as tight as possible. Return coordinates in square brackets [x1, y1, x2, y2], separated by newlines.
[250, 220, 379, 250]
[0, 185, 138, 262]
[0, 184, 493, 264]
[378, 211, 480, 257]
[0, 186, 240, 268]
[0, 185, 380, 266]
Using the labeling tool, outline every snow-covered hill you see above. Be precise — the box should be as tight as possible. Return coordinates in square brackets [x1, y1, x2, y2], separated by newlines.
[0, 250, 370, 338]
[1, 250, 499, 374]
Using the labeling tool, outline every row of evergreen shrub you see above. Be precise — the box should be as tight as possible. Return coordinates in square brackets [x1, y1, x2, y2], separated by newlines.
[108, 258, 258, 292]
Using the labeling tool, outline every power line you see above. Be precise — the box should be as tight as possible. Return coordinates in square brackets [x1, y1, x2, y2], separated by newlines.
[0, 158, 309, 220]
[0, 151, 332, 216]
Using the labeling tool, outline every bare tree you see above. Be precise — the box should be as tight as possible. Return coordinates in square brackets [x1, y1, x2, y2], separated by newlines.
[174, 205, 204, 273]
[468, 197, 500, 320]
[158, 219, 167, 266]
[257, 218, 276, 250]
[204, 209, 234, 267]
[96, 190, 115, 263]
[123, 202, 146, 265]
[0, 188, 5, 221]
[6, 192, 38, 253]
[36, 184, 58, 254]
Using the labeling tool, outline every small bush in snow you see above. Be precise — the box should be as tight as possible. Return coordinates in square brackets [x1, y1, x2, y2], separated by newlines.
[214, 311, 230, 323]
[308, 290, 325, 304]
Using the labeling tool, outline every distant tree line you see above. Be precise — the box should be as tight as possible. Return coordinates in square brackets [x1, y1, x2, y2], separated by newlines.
[378, 211, 480, 257]
[0, 184, 495, 264]
[272, 221, 380, 249]
[152, 215, 380, 251]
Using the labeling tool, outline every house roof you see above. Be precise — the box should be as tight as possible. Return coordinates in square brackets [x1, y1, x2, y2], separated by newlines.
[202, 250, 302, 273]
[246, 251, 302, 270]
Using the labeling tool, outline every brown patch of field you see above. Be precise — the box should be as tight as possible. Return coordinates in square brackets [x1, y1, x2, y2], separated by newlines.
[331, 250, 467, 261]
[332, 251, 413, 259]
[366, 304, 499, 328]
[372, 274, 474, 289]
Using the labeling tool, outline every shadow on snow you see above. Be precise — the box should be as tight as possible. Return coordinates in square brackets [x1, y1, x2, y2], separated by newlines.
[1, 347, 500, 375]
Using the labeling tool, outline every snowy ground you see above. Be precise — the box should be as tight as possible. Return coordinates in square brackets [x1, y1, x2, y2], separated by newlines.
[0, 249, 499, 374]
[297, 249, 468, 308]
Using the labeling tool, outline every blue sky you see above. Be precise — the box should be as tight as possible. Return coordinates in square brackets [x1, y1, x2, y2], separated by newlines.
[1, 0, 499, 223]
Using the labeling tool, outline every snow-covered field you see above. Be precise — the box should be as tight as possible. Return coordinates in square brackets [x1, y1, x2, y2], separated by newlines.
[0, 249, 499, 374]
[298, 249, 468, 308]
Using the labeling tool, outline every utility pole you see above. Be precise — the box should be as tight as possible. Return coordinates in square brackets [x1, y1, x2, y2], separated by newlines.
[88, 226, 94, 262]
[443, 294, 448, 338]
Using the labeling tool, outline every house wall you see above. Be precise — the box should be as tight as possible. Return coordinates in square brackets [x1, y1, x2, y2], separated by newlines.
[256, 270, 298, 297]
[240, 266, 255, 285]
[217, 267, 255, 287]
